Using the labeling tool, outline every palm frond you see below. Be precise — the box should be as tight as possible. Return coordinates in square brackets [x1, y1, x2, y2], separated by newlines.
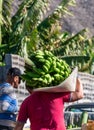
[52, 29, 88, 56]
[12, 0, 50, 30]
[8, 0, 51, 57]
[61, 55, 91, 72]
[2, 0, 13, 27]
[37, 0, 76, 49]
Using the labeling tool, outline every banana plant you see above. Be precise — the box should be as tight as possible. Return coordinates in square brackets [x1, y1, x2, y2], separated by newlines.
[1, 0, 76, 61]
[52, 29, 94, 72]
[0, 0, 13, 64]
[0, 0, 94, 73]
[8, 0, 51, 55]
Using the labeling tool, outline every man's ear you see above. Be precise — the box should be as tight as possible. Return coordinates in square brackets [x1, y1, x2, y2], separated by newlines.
[13, 76, 18, 82]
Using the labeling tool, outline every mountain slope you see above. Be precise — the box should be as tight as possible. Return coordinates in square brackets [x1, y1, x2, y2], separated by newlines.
[12, 0, 94, 37]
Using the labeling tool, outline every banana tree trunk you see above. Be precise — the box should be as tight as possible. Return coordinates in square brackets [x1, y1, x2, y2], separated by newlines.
[0, 0, 3, 44]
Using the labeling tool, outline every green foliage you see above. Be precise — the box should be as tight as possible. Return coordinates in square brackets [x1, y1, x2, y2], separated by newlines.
[52, 29, 94, 72]
[0, 0, 94, 73]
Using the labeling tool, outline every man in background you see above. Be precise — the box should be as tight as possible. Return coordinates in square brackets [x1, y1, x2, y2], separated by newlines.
[0, 67, 22, 130]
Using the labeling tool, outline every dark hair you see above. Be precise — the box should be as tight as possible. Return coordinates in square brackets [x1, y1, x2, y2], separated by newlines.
[7, 67, 22, 77]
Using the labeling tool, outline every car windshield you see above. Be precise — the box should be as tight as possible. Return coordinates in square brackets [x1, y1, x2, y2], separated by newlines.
[64, 103, 94, 129]
[65, 104, 94, 112]
[70, 108, 94, 112]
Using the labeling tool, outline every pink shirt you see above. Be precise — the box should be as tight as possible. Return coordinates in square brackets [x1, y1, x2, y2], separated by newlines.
[18, 92, 70, 130]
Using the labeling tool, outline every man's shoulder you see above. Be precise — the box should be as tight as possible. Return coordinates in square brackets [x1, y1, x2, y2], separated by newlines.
[0, 82, 14, 95]
[0, 82, 11, 87]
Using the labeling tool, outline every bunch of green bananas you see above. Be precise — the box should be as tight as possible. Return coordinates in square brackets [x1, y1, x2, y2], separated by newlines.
[22, 50, 71, 89]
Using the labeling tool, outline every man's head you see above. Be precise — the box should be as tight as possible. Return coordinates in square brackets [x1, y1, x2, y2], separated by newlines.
[7, 67, 22, 88]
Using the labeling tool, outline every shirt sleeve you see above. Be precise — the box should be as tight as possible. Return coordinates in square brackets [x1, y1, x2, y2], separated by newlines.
[62, 92, 71, 102]
[0, 84, 18, 113]
[17, 98, 28, 123]
[0, 87, 13, 96]
[0, 94, 18, 113]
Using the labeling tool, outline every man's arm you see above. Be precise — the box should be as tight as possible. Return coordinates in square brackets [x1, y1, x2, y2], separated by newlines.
[14, 121, 24, 130]
[0, 94, 18, 113]
[0, 86, 13, 96]
[70, 78, 84, 102]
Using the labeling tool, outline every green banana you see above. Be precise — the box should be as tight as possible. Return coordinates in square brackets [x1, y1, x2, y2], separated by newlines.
[36, 50, 44, 56]
[56, 62, 61, 68]
[54, 68, 60, 73]
[38, 58, 45, 63]
[54, 74, 62, 81]
[47, 57, 53, 64]
[45, 60, 51, 66]
[23, 50, 71, 88]
[43, 65, 49, 73]
[35, 55, 44, 59]
[44, 74, 52, 84]
[44, 60, 51, 69]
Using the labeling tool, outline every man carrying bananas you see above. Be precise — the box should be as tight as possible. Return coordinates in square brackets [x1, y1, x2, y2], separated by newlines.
[14, 78, 83, 130]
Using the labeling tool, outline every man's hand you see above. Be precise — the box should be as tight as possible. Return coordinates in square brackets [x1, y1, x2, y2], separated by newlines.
[14, 121, 24, 130]
[70, 78, 84, 102]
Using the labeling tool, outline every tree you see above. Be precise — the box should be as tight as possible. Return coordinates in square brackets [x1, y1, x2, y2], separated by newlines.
[0, 0, 13, 63]
[0, 0, 94, 72]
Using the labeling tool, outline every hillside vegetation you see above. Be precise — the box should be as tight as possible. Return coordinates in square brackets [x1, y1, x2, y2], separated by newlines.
[12, 0, 94, 37]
